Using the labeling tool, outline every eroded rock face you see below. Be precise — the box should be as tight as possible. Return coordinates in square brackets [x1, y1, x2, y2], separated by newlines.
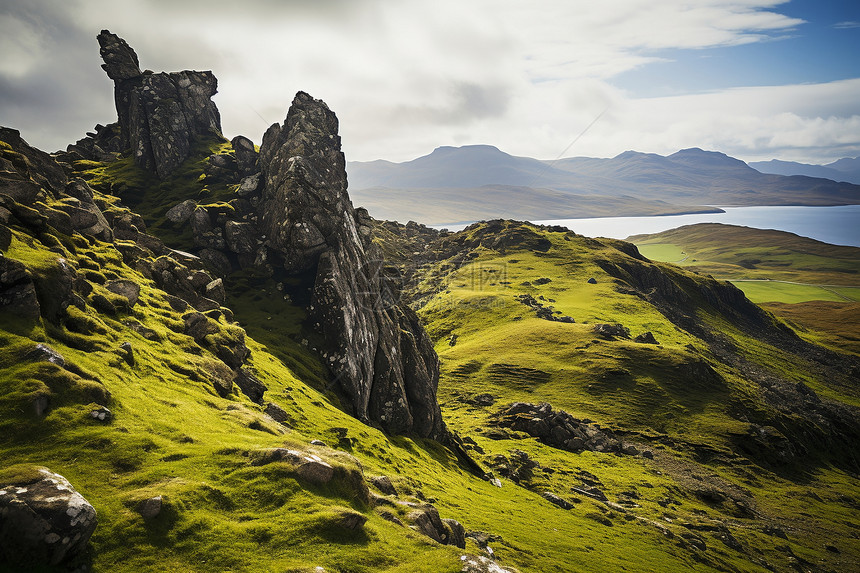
[97, 30, 222, 177]
[257, 92, 444, 439]
[0, 468, 97, 568]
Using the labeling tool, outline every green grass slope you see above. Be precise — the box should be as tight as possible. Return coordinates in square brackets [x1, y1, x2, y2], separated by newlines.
[380, 220, 860, 572]
[628, 223, 860, 303]
[2, 139, 858, 573]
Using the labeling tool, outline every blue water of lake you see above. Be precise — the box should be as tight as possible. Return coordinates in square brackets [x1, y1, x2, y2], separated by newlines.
[434, 205, 860, 247]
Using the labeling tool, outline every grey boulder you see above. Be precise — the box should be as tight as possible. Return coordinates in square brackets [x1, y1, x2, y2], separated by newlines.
[0, 468, 97, 568]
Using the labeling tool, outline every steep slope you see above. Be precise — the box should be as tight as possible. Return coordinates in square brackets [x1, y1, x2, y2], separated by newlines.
[374, 219, 860, 572]
[627, 222, 860, 356]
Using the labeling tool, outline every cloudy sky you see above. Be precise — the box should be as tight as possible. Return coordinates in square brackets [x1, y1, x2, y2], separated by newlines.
[1, 0, 858, 164]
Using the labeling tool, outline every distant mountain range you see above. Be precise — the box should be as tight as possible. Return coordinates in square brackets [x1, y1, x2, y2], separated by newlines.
[347, 145, 860, 225]
[748, 157, 860, 184]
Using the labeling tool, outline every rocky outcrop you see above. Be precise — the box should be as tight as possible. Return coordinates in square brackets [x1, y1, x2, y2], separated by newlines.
[492, 402, 652, 457]
[255, 92, 445, 439]
[97, 30, 222, 177]
[0, 467, 97, 568]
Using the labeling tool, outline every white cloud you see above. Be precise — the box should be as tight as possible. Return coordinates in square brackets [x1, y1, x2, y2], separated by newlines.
[2, 0, 856, 165]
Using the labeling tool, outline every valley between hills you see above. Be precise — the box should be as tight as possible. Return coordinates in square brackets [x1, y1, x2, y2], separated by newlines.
[1, 30, 859, 573]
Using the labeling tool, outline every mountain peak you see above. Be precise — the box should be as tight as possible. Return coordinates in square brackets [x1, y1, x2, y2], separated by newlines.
[669, 147, 750, 169]
[429, 144, 505, 156]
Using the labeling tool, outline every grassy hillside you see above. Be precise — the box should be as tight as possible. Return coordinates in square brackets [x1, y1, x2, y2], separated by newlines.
[3, 137, 859, 573]
[380, 220, 860, 572]
[628, 223, 860, 303]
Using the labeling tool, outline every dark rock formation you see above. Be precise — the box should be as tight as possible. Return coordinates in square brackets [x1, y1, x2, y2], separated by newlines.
[515, 293, 574, 323]
[256, 92, 444, 439]
[0, 468, 97, 568]
[0, 255, 41, 319]
[404, 503, 465, 547]
[492, 402, 652, 457]
[592, 323, 630, 339]
[542, 491, 575, 510]
[97, 30, 222, 177]
[0, 127, 67, 201]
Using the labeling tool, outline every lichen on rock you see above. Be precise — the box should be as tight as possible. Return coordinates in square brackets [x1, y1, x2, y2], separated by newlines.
[97, 30, 222, 177]
[256, 92, 445, 439]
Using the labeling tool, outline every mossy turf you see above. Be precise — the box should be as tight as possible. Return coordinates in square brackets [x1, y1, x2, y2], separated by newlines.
[77, 137, 235, 249]
[629, 223, 860, 293]
[728, 280, 860, 303]
[406, 221, 860, 572]
[3, 137, 859, 572]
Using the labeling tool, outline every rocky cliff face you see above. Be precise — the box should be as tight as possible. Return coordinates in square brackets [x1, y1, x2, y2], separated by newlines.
[86, 34, 446, 440]
[256, 92, 445, 439]
[97, 30, 222, 177]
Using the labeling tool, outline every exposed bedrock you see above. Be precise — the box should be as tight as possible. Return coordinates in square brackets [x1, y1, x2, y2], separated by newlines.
[257, 92, 444, 439]
[97, 30, 222, 177]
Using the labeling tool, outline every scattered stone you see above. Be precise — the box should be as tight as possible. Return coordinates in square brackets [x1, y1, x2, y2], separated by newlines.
[252, 448, 335, 484]
[370, 476, 397, 496]
[0, 256, 40, 318]
[119, 341, 134, 366]
[205, 278, 226, 304]
[31, 257, 77, 323]
[183, 312, 215, 341]
[191, 207, 225, 249]
[231, 135, 259, 175]
[713, 528, 744, 552]
[633, 331, 659, 344]
[572, 486, 608, 501]
[237, 173, 261, 197]
[332, 509, 366, 530]
[211, 372, 233, 398]
[164, 294, 189, 312]
[224, 220, 256, 254]
[136, 496, 162, 519]
[378, 510, 403, 526]
[165, 199, 197, 224]
[542, 492, 574, 510]
[26, 392, 48, 417]
[198, 248, 233, 278]
[680, 532, 707, 551]
[25, 343, 66, 366]
[443, 518, 466, 549]
[89, 406, 112, 422]
[592, 323, 631, 339]
[309, 440, 327, 447]
[264, 402, 292, 425]
[106, 279, 141, 307]
[0, 467, 97, 568]
[459, 555, 516, 573]
[234, 367, 267, 404]
[762, 525, 788, 539]
[407, 506, 447, 543]
[492, 402, 637, 457]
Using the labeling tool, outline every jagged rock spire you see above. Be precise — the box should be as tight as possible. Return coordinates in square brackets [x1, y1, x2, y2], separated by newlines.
[258, 92, 445, 439]
[96, 30, 222, 177]
[97, 30, 141, 80]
